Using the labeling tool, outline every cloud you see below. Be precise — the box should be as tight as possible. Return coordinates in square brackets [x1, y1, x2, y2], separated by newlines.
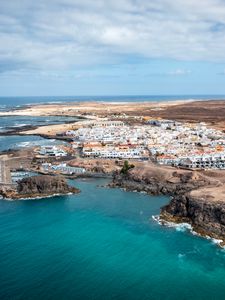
[1, 0, 225, 73]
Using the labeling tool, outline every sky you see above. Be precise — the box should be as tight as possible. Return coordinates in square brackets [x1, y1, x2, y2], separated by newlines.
[1, 0, 225, 96]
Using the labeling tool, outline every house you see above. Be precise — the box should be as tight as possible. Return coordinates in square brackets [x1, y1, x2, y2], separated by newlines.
[91, 121, 125, 127]
[39, 146, 67, 157]
[42, 163, 86, 174]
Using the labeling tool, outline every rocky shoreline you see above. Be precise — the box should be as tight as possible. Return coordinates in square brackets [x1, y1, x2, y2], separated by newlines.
[160, 194, 225, 246]
[1, 146, 225, 245]
[0, 175, 80, 200]
[2, 138, 225, 245]
[110, 164, 225, 246]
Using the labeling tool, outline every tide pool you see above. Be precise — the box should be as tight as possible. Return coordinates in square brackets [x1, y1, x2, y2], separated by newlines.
[1, 179, 225, 300]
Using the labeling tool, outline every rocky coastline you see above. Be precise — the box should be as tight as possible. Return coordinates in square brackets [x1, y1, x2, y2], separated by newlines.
[109, 164, 215, 195]
[0, 175, 80, 200]
[110, 164, 225, 246]
[0, 126, 74, 142]
[160, 192, 225, 245]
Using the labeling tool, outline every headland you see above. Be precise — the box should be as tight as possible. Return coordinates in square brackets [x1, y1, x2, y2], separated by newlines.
[1, 99, 225, 244]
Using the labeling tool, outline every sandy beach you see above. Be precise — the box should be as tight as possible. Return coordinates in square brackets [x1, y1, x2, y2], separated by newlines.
[0, 99, 192, 117]
[0, 99, 224, 135]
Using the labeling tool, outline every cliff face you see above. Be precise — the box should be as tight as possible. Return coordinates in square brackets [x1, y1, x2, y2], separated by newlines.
[1, 175, 79, 199]
[161, 186, 225, 243]
[110, 164, 214, 196]
[110, 163, 225, 244]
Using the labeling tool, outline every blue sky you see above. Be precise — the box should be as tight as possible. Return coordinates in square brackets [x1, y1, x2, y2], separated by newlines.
[1, 0, 225, 96]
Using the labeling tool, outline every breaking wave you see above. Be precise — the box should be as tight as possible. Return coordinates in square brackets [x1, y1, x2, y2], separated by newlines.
[152, 215, 225, 248]
[16, 139, 57, 148]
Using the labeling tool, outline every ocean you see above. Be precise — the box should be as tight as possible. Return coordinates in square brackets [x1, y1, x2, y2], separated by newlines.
[0, 94, 225, 109]
[0, 115, 80, 152]
[1, 96, 225, 299]
[1, 179, 225, 300]
[0, 135, 68, 152]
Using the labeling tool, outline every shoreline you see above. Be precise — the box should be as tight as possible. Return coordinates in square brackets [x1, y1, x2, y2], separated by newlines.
[5, 162, 225, 248]
[152, 215, 225, 248]
[1, 98, 225, 246]
[1, 99, 225, 131]
[109, 166, 225, 247]
[4, 191, 74, 201]
[2, 140, 225, 248]
[0, 99, 211, 117]
[108, 179, 225, 248]
[0, 174, 80, 200]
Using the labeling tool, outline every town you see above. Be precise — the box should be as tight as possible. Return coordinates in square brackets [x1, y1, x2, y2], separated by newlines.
[33, 118, 225, 174]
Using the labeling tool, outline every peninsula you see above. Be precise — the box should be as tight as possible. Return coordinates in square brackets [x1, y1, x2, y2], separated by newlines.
[1, 99, 225, 244]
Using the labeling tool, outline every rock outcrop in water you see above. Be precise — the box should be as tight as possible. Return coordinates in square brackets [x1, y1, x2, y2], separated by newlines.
[110, 162, 225, 245]
[0, 175, 80, 199]
[161, 185, 225, 244]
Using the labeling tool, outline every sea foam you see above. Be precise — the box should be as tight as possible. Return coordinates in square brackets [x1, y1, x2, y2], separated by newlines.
[152, 215, 225, 248]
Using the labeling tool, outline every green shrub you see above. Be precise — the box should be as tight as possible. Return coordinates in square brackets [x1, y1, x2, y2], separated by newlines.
[120, 160, 135, 174]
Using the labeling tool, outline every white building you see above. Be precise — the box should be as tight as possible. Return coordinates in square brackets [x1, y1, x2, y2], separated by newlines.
[39, 146, 67, 157]
[82, 145, 148, 159]
[91, 121, 125, 127]
[42, 163, 86, 174]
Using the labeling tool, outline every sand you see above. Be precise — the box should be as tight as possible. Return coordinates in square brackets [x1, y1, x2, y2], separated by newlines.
[1, 98, 225, 134]
[0, 100, 192, 117]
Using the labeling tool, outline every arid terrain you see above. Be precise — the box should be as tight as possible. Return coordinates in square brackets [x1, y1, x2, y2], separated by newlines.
[1, 99, 225, 244]
[1, 100, 225, 134]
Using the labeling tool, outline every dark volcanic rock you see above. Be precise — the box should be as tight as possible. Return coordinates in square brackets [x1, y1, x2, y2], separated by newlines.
[17, 175, 79, 197]
[0, 175, 80, 199]
[110, 168, 210, 196]
[161, 192, 225, 243]
[110, 164, 225, 244]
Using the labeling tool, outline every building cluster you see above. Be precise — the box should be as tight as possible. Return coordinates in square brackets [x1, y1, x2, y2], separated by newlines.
[42, 119, 225, 170]
[66, 120, 149, 159]
[38, 146, 67, 157]
[147, 120, 225, 169]
[82, 143, 148, 159]
[77, 120, 225, 169]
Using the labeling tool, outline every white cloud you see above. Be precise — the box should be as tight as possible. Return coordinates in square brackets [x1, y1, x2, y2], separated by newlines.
[1, 0, 225, 72]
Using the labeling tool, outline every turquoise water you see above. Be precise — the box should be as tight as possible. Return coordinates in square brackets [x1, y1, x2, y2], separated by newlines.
[1, 178, 225, 300]
[1, 97, 225, 299]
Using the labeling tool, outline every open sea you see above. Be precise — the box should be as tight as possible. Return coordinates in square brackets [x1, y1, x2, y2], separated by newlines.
[0, 94, 225, 109]
[1, 96, 225, 299]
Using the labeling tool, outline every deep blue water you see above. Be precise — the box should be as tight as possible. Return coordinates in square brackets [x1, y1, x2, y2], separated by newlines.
[1, 179, 225, 300]
[0, 94, 225, 109]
